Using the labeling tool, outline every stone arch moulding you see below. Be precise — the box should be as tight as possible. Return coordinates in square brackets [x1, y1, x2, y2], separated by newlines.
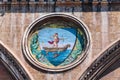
[79, 39, 120, 80]
[22, 13, 91, 72]
[0, 41, 32, 80]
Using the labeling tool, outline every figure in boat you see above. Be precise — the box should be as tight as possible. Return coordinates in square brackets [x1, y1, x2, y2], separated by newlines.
[48, 33, 59, 47]
[46, 33, 71, 51]
[43, 33, 70, 57]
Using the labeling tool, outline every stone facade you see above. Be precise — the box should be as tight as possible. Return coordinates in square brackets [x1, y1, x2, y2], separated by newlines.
[0, 2, 120, 80]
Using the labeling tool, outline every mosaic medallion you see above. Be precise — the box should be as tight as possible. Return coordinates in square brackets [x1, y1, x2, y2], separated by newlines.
[22, 13, 90, 72]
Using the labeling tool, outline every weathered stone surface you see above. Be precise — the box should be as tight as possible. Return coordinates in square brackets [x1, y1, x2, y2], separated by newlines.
[0, 3, 120, 80]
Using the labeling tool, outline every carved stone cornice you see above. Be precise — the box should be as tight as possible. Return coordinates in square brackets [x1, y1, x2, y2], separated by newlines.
[79, 40, 120, 80]
[0, 42, 31, 80]
[0, 1, 115, 6]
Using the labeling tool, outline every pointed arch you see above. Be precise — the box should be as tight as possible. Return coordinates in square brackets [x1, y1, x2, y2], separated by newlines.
[79, 39, 120, 80]
[0, 41, 31, 80]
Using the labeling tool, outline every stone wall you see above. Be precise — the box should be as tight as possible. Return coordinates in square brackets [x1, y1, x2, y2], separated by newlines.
[0, 3, 120, 80]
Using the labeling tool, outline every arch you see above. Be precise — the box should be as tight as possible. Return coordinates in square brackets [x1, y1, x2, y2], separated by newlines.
[79, 39, 120, 80]
[0, 41, 31, 80]
[98, 58, 120, 79]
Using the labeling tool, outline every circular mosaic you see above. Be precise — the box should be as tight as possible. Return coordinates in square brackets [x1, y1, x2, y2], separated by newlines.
[22, 13, 90, 72]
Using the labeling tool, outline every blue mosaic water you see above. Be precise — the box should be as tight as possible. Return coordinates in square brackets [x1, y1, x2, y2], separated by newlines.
[41, 50, 71, 66]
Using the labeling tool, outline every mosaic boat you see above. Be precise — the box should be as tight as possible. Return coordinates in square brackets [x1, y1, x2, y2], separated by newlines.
[43, 44, 71, 52]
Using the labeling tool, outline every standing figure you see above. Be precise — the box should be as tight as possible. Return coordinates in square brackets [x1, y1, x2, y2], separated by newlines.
[48, 33, 59, 47]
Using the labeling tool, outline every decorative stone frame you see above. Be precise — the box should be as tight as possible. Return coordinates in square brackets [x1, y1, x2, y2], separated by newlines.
[22, 13, 91, 72]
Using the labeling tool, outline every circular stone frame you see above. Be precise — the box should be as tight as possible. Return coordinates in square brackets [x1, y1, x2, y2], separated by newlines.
[22, 13, 91, 72]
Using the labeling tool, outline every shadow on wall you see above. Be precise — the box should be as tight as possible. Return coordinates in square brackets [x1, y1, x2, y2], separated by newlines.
[0, 2, 120, 13]
[98, 58, 120, 80]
